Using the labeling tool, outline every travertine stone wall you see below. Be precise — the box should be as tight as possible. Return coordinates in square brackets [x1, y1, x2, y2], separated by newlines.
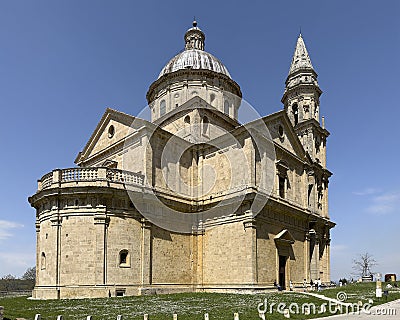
[202, 221, 254, 285]
[106, 216, 142, 285]
[151, 226, 193, 284]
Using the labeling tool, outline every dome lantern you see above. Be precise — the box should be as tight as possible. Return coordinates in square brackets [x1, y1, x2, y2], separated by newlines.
[184, 19, 205, 50]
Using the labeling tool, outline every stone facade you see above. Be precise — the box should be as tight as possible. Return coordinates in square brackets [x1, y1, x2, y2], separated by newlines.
[29, 22, 335, 299]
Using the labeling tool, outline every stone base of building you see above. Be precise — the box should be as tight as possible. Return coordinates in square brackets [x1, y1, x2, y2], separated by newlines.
[31, 283, 282, 299]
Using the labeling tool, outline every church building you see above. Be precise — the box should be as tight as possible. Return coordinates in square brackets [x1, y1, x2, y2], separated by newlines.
[29, 21, 335, 299]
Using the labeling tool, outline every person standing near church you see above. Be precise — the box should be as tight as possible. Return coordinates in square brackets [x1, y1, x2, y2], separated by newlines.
[303, 279, 307, 292]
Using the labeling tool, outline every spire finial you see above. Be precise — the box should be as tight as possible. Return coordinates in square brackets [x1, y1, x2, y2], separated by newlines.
[193, 16, 197, 27]
[299, 26, 302, 36]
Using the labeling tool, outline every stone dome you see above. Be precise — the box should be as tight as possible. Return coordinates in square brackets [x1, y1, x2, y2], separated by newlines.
[158, 49, 231, 79]
[157, 20, 231, 79]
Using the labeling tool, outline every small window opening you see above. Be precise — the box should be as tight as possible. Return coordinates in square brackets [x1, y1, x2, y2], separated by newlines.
[279, 176, 285, 198]
[224, 100, 230, 115]
[292, 104, 299, 125]
[318, 188, 323, 209]
[278, 125, 284, 138]
[120, 252, 127, 264]
[184, 115, 190, 124]
[210, 93, 216, 103]
[108, 125, 115, 138]
[119, 249, 130, 267]
[116, 289, 126, 297]
[202, 116, 209, 135]
[308, 184, 313, 206]
[75, 199, 79, 206]
[41, 252, 46, 270]
[160, 100, 166, 116]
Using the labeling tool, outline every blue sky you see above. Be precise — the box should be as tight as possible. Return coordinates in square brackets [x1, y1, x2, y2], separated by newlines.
[0, 0, 399, 280]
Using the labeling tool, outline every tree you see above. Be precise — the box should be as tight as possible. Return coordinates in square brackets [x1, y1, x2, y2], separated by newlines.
[352, 252, 377, 278]
[1, 274, 17, 292]
[21, 266, 36, 282]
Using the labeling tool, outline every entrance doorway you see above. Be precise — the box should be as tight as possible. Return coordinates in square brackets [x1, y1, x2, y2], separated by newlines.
[279, 255, 287, 289]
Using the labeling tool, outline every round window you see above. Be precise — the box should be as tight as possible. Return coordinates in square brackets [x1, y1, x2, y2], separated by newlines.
[108, 125, 115, 138]
[278, 125, 284, 137]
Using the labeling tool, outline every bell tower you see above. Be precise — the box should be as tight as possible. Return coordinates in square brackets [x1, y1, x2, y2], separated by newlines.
[282, 34, 329, 167]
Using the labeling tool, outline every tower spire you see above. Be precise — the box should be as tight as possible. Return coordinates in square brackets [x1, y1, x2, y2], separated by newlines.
[281, 34, 327, 165]
[282, 33, 322, 126]
[288, 34, 314, 75]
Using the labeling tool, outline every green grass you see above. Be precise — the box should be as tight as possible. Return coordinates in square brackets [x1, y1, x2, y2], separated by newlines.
[0, 283, 399, 320]
[320, 281, 400, 304]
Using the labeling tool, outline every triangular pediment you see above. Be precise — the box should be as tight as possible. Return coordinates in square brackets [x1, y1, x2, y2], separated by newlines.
[261, 111, 308, 163]
[155, 96, 240, 128]
[274, 229, 295, 245]
[153, 96, 240, 142]
[75, 108, 147, 166]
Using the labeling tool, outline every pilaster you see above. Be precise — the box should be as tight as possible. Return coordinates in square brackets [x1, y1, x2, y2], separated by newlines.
[243, 217, 257, 284]
[140, 218, 152, 286]
[94, 207, 108, 285]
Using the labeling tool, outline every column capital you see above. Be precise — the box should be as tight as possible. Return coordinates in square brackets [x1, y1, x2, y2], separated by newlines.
[243, 218, 257, 229]
[94, 213, 109, 225]
[141, 218, 152, 229]
[50, 215, 61, 226]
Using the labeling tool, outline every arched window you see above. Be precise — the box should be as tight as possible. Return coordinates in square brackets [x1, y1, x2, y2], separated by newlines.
[292, 104, 299, 125]
[210, 93, 216, 104]
[160, 100, 166, 117]
[184, 115, 190, 124]
[224, 100, 230, 115]
[184, 115, 191, 134]
[202, 116, 209, 136]
[41, 252, 46, 270]
[119, 249, 130, 267]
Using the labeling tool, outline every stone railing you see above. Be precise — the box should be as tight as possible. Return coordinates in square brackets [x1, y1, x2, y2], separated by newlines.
[106, 168, 144, 185]
[41, 172, 53, 189]
[61, 167, 98, 182]
[37, 167, 145, 191]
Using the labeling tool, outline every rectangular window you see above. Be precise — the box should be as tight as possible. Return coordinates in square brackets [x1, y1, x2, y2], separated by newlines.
[279, 176, 285, 198]
[160, 100, 166, 116]
[308, 184, 313, 206]
[116, 289, 126, 297]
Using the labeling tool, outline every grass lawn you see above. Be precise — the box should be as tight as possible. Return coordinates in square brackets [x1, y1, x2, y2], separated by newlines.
[319, 281, 400, 304]
[0, 283, 399, 320]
